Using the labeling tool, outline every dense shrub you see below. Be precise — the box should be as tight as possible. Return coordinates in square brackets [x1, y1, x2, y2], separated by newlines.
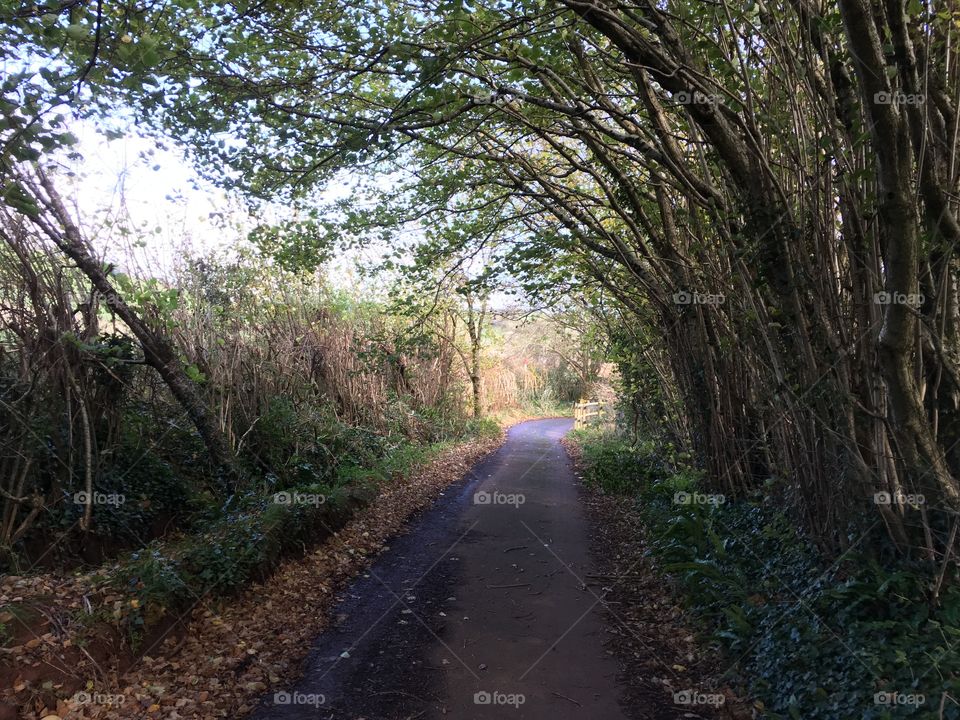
[54, 449, 188, 543]
[113, 484, 359, 635]
[573, 431, 960, 719]
[570, 427, 681, 494]
[0, 248, 484, 568]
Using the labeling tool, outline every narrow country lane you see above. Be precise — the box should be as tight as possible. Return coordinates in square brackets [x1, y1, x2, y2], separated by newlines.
[251, 419, 639, 719]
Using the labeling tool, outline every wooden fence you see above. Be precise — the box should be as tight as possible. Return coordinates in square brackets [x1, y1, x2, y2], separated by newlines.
[573, 399, 606, 428]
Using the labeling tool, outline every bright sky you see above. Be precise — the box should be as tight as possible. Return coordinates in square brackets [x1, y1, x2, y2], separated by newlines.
[58, 120, 520, 313]
[64, 122, 245, 278]
[61, 123, 382, 291]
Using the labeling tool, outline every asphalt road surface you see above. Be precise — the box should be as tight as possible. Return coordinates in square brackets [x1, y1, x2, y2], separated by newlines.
[252, 418, 635, 719]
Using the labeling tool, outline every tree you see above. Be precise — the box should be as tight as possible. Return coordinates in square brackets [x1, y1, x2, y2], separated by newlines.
[6, 0, 960, 561]
[385, 235, 495, 419]
[6, 166, 237, 479]
[449, 280, 486, 419]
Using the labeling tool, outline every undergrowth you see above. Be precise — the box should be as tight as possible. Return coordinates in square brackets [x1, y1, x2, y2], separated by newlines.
[105, 418, 500, 642]
[571, 427, 960, 720]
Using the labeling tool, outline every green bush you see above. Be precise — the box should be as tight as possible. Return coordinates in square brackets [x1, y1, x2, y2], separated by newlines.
[50, 445, 188, 543]
[464, 415, 502, 439]
[647, 495, 960, 718]
[572, 431, 960, 719]
[119, 547, 189, 615]
[110, 482, 356, 627]
[571, 428, 675, 494]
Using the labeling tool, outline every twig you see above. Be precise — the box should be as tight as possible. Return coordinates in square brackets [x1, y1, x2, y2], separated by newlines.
[551, 691, 582, 707]
[587, 573, 645, 579]
[931, 518, 958, 607]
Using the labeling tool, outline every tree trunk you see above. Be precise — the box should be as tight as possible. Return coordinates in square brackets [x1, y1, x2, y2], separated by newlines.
[465, 291, 487, 418]
[839, 0, 960, 512]
[23, 168, 238, 480]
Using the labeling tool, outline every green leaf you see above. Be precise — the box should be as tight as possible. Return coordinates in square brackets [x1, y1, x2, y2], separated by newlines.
[1, 183, 41, 219]
[65, 23, 89, 41]
[184, 364, 207, 383]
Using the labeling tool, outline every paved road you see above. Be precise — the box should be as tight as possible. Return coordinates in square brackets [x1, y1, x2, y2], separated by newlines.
[253, 418, 632, 719]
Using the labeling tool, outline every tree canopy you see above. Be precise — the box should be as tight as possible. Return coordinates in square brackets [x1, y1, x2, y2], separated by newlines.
[4, 0, 960, 559]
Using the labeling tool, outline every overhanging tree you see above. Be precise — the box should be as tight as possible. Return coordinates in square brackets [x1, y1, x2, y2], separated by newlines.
[4, 0, 960, 565]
